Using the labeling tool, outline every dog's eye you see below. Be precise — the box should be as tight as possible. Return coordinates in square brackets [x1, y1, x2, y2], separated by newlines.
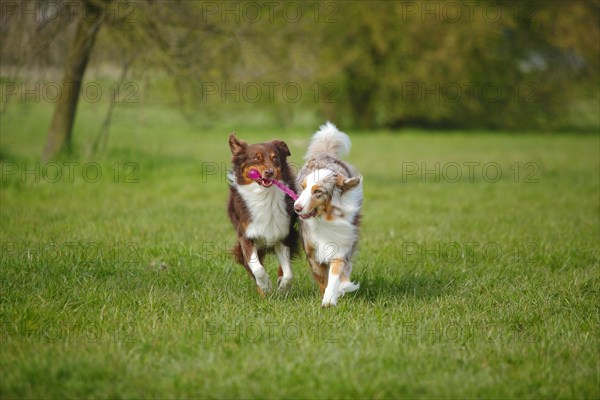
[272, 156, 279, 162]
[313, 189, 323, 196]
[253, 156, 261, 162]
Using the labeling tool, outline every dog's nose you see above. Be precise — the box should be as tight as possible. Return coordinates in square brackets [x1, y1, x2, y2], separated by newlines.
[264, 169, 274, 178]
[294, 203, 303, 213]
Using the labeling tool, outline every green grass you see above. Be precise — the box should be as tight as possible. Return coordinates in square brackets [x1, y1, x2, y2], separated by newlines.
[1, 101, 599, 398]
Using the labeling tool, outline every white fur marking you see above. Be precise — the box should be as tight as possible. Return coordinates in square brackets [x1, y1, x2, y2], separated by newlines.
[322, 265, 341, 307]
[276, 244, 293, 291]
[248, 247, 271, 292]
[339, 281, 360, 295]
[305, 121, 351, 160]
[235, 181, 290, 244]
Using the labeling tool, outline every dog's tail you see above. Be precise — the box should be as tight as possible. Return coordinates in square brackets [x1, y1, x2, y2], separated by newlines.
[305, 121, 351, 160]
[339, 281, 360, 295]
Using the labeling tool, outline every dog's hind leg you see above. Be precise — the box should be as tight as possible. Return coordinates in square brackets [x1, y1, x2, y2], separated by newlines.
[339, 261, 360, 295]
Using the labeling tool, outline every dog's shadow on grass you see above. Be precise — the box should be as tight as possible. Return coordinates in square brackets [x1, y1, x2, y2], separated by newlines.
[350, 269, 460, 303]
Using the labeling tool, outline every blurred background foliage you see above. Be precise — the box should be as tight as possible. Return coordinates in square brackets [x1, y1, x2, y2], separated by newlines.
[1, 0, 599, 134]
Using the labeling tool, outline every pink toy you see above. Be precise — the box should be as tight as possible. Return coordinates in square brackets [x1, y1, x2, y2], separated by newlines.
[247, 169, 298, 200]
[247, 168, 262, 181]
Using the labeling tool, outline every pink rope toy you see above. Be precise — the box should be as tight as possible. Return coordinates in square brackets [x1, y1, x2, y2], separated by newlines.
[247, 169, 298, 201]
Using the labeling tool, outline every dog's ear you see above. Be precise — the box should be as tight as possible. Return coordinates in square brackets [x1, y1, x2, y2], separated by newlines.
[229, 133, 247, 156]
[335, 174, 361, 192]
[272, 140, 291, 157]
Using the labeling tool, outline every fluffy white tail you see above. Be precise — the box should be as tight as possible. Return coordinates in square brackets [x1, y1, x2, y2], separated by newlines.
[305, 121, 351, 160]
[339, 281, 360, 295]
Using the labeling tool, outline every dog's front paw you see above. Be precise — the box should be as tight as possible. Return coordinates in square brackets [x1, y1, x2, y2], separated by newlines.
[321, 299, 337, 308]
[277, 275, 293, 292]
[321, 289, 338, 308]
[255, 271, 272, 295]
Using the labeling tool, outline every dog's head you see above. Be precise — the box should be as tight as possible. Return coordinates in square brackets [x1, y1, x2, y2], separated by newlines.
[294, 168, 360, 220]
[229, 133, 291, 187]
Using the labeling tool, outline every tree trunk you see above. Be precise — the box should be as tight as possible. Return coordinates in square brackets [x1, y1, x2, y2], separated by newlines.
[42, 1, 103, 160]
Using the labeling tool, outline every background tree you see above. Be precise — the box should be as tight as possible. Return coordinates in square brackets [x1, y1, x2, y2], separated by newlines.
[0, 0, 597, 158]
[42, 0, 107, 160]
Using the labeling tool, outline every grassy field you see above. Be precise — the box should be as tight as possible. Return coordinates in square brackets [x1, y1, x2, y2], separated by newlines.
[1, 102, 599, 398]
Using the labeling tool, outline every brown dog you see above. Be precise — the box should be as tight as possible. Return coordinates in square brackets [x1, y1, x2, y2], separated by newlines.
[227, 133, 298, 296]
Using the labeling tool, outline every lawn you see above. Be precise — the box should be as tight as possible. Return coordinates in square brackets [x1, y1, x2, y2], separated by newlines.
[1, 102, 598, 398]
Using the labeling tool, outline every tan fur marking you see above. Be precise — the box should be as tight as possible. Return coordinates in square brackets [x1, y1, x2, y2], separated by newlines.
[330, 259, 344, 276]
[325, 201, 335, 221]
[311, 262, 328, 295]
[305, 186, 330, 218]
[306, 244, 327, 295]
[305, 243, 314, 259]
[241, 164, 272, 184]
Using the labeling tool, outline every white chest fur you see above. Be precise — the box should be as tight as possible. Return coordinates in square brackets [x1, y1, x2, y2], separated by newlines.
[300, 180, 362, 264]
[303, 217, 357, 264]
[235, 182, 290, 245]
